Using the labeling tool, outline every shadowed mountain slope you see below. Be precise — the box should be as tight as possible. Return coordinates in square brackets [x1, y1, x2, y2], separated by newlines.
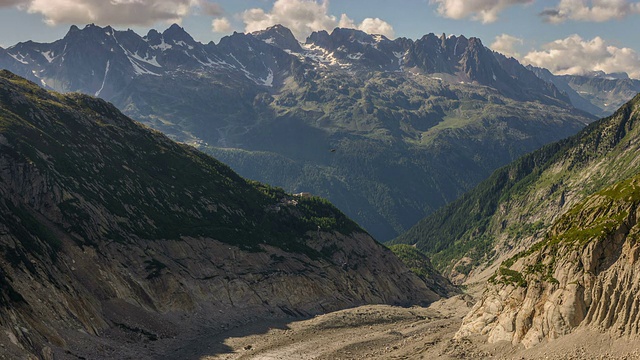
[0, 70, 442, 359]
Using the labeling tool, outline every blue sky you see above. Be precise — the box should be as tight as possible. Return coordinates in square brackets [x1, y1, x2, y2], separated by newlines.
[1, 0, 639, 78]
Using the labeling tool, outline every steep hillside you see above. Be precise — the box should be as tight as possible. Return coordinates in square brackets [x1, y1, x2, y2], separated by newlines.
[388, 244, 459, 298]
[457, 173, 640, 347]
[393, 94, 640, 276]
[0, 71, 440, 359]
[0, 24, 594, 240]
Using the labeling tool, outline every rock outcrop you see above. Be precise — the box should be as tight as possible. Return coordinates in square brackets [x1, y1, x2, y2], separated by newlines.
[0, 71, 439, 359]
[456, 174, 640, 348]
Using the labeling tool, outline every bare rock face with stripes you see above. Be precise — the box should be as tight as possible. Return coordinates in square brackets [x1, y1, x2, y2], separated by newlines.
[457, 173, 640, 348]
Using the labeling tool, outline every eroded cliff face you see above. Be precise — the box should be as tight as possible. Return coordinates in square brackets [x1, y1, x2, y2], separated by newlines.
[456, 175, 640, 348]
[0, 71, 440, 359]
[0, 215, 433, 359]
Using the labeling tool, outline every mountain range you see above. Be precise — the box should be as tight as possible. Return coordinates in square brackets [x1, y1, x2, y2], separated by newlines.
[528, 65, 640, 118]
[2, 21, 640, 356]
[0, 23, 597, 240]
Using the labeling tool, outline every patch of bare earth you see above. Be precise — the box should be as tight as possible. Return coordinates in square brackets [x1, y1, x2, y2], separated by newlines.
[198, 294, 493, 360]
[187, 288, 640, 360]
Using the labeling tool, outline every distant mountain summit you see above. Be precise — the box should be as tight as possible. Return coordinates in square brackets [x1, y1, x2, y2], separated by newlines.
[1, 24, 571, 105]
[0, 24, 593, 241]
[528, 65, 640, 117]
[253, 24, 303, 53]
[2, 23, 300, 97]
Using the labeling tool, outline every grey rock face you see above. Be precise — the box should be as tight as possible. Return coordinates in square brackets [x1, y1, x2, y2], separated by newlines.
[457, 175, 640, 348]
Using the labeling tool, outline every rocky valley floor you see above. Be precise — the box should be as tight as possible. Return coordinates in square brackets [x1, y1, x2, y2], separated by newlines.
[174, 291, 640, 360]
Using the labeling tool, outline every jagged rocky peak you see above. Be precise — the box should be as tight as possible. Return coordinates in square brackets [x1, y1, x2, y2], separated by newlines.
[443, 34, 470, 55]
[587, 70, 630, 79]
[331, 27, 388, 44]
[436, 34, 471, 58]
[306, 27, 391, 51]
[404, 33, 456, 74]
[115, 28, 152, 57]
[459, 37, 499, 83]
[161, 23, 197, 46]
[217, 30, 273, 59]
[217, 30, 255, 47]
[305, 29, 331, 48]
[144, 28, 162, 45]
[63, 23, 113, 41]
[56, 23, 133, 60]
[66, 24, 81, 35]
[458, 36, 490, 65]
[252, 24, 303, 53]
[303, 27, 403, 71]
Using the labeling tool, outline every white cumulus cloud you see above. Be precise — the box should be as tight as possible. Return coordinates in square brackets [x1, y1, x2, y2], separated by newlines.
[0, 0, 221, 26]
[490, 34, 524, 58]
[359, 18, 395, 38]
[540, 0, 640, 23]
[522, 35, 640, 78]
[212, 17, 232, 33]
[430, 0, 533, 23]
[242, 0, 394, 40]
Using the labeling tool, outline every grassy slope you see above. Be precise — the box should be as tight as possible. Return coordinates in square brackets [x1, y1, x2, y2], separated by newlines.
[391, 93, 640, 272]
[492, 172, 640, 287]
[387, 244, 459, 297]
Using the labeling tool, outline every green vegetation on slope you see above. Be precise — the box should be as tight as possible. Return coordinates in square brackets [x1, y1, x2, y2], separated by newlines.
[388, 244, 439, 280]
[492, 172, 640, 287]
[391, 93, 640, 272]
[0, 70, 362, 259]
[387, 244, 459, 297]
[197, 71, 591, 241]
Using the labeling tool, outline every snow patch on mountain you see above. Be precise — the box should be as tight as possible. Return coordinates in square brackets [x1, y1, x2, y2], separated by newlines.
[40, 50, 55, 63]
[8, 53, 28, 65]
[129, 51, 161, 68]
[95, 60, 110, 96]
[301, 43, 348, 69]
[261, 69, 274, 87]
[151, 39, 172, 51]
